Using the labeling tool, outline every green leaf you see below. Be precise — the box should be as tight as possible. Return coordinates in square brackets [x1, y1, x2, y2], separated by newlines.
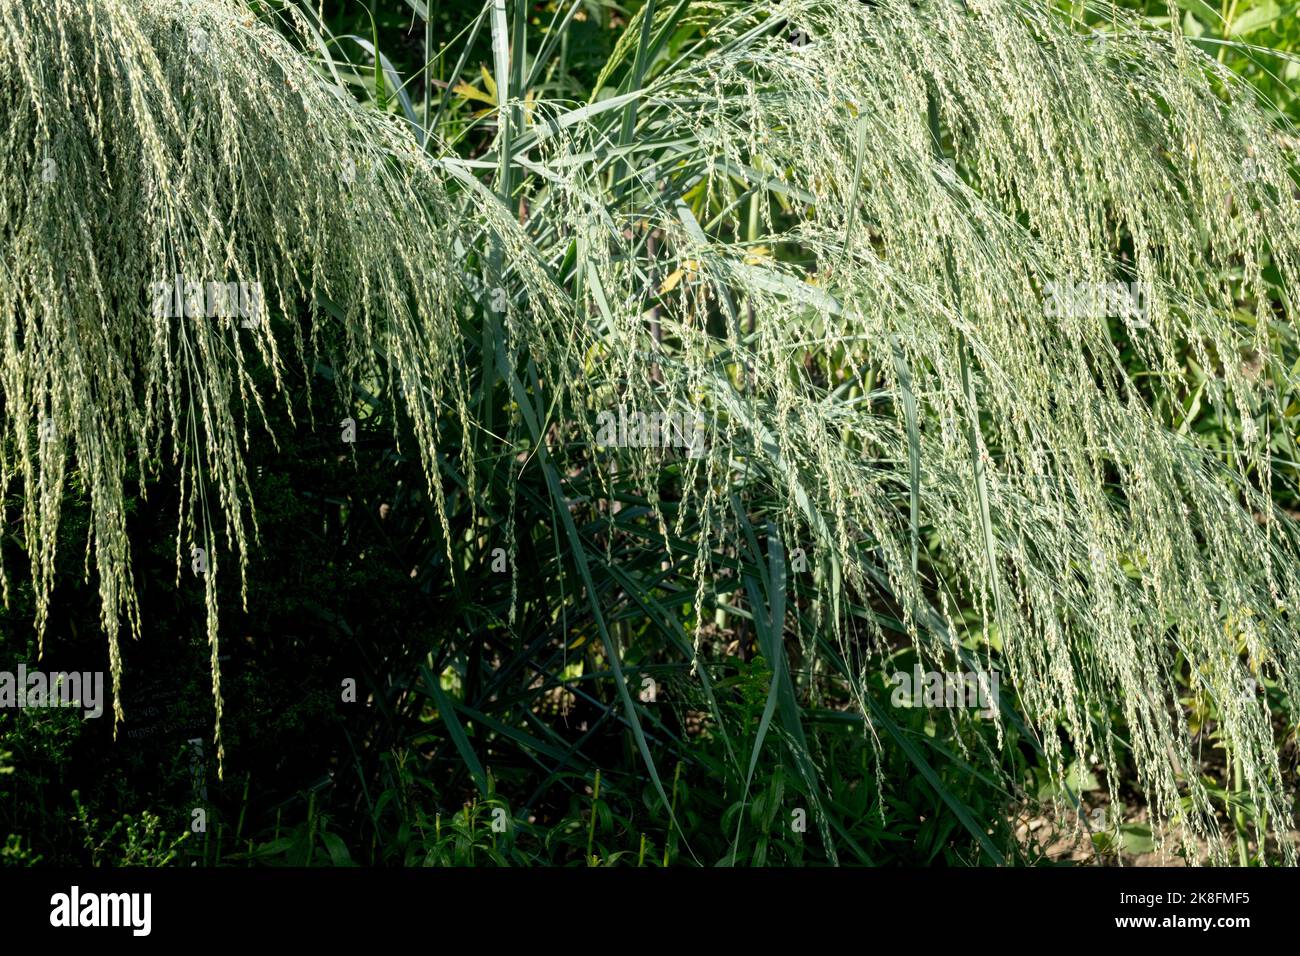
[419, 664, 490, 797]
[319, 831, 355, 867]
[1172, 0, 1222, 27]
[1119, 823, 1156, 855]
[1228, 1, 1287, 35]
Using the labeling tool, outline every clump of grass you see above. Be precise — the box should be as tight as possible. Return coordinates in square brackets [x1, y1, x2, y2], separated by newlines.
[0, 0, 470, 766]
[3, 0, 1300, 861]
[468, 0, 1300, 859]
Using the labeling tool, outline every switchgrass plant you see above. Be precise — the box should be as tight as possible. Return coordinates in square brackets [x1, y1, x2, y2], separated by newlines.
[3, 0, 1300, 862]
[0, 0, 472, 765]
[1112, 0, 1300, 125]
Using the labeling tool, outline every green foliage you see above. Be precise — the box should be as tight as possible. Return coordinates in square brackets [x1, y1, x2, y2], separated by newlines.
[3, 0, 1300, 866]
[72, 794, 189, 867]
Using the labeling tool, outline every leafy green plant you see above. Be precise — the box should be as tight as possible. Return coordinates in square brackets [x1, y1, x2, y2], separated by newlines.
[71, 792, 189, 866]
